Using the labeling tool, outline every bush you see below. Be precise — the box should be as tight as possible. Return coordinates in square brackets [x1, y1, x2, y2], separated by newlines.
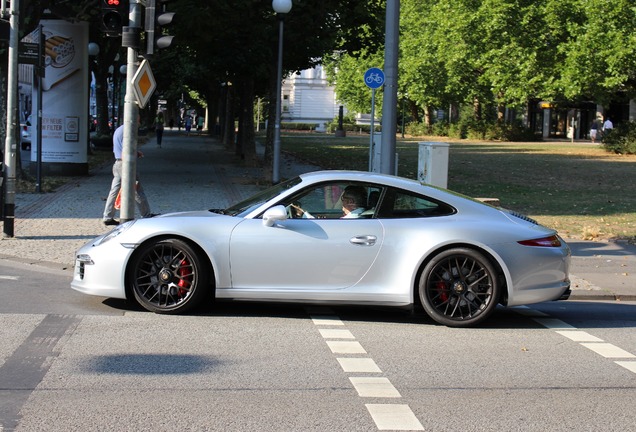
[404, 121, 429, 136]
[430, 121, 449, 137]
[483, 122, 539, 141]
[602, 121, 636, 154]
[448, 123, 466, 139]
[281, 122, 318, 131]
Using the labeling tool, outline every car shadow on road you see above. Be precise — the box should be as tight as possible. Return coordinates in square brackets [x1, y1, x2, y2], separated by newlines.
[101, 298, 636, 329]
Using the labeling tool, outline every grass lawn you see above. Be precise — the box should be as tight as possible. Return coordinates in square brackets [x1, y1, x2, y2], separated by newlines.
[280, 132, 636, 242]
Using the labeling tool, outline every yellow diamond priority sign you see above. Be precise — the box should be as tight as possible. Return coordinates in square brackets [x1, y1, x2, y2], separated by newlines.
[131, 60, 156, 109]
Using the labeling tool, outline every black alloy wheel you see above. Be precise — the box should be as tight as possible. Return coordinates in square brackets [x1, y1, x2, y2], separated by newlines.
[419, 248, 500, 327]
[129, 238, 209, 314]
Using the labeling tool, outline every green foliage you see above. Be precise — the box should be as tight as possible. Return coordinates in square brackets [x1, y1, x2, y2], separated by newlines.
[405, 116, 537, 142]
[281, 123, 320, 131]
[602, 122, 636, 155]
[328, 0, 635, 128]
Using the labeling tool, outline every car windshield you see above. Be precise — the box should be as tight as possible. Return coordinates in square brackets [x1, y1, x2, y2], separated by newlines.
[222, 176, 302, 217]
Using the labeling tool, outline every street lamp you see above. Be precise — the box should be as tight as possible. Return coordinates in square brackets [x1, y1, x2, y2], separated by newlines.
[272, 0, 292, 184]
[87, 42, 100, 56]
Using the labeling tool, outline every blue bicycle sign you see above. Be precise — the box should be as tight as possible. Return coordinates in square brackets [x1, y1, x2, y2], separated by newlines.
[364, 68, 385, 89]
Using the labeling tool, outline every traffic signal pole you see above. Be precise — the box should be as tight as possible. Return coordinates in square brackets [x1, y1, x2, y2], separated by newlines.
[120, 1, 142, 222]
[2, 0, 19, 237]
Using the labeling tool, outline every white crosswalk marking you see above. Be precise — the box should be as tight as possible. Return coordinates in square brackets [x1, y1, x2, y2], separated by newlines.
[350, 377, 401, 398]
[326, 340, 367, 354]
[319, 329, 355, 339]
[310, 310, 424, 430]
[366, 404, 425, 431]
[580, 343, 636, 358]
[337, 357, 382, 373]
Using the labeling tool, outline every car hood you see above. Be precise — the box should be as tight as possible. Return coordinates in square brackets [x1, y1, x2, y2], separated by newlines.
[153, 210, 226, 219]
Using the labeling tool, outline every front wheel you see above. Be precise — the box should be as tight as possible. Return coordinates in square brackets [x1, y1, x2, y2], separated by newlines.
[419, 248, 500, 327]
[128, 238, 209, 314]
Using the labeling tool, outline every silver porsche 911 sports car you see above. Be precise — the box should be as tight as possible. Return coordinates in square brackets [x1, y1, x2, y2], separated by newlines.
[72, 171, 570, 327]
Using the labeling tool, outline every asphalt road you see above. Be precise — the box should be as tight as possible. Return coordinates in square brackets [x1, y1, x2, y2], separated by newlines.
[1, 260, 636, 431]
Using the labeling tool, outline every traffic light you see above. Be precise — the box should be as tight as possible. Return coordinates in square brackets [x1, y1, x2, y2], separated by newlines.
[145, 0, 176, 56]
[101, 0, 128, 37]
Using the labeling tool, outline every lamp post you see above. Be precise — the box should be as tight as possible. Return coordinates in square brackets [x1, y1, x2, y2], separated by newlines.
[272, 0, 292, 184]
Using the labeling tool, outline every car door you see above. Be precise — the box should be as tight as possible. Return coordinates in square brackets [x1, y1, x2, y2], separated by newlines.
[228, 217, 384, 290]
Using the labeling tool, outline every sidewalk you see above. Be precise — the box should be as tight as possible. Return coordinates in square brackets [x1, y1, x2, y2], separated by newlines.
[1, 129, 635, 301]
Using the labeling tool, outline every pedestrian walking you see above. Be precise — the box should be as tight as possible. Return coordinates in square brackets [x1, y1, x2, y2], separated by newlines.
[154, 111, 165, 148]
[102, 124, 155, 226]
[602, 117, 613, 137]
[184, 115, 192, 136]
[590, 119, 599, 143]
[197, 115, 204, 134]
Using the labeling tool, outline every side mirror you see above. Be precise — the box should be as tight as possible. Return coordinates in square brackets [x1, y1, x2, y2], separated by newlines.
[262, 205, 288, 227]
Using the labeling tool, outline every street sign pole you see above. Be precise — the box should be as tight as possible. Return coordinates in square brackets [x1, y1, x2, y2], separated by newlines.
[364, 67, 385, 172]
[380, 0, 400, 175]
[368, 88, 375, 171]
[121, 1, 142, 222]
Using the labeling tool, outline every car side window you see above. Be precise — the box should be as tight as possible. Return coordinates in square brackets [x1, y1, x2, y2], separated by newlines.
[283, 182, 383, 219]
[377, 188, 455, 219]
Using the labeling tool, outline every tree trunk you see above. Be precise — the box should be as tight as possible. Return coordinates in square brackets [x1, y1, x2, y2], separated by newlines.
[408, 100, 421, 124]
[263, 75, 276, 183]
[473, 97, 482, 122]
[222, 85, 235, 150]
[237, 78, 257, 166]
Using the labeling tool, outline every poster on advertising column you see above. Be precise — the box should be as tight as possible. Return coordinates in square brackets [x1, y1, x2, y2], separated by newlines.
[23, 20, 88, 175]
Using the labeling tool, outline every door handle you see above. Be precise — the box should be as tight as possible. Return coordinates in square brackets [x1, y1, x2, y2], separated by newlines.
[350, 235, 377, 246]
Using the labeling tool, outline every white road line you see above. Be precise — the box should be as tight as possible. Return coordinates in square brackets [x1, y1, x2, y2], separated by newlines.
[0, 275, 19, 280]
[615, 361, 636, 374]
[525, 309, 636, 363]
[513, 306, 549, 317]
[311, 315, 345, 326]
[366, 404, 425, 431]
[311, 314, 424, 430]
[580, 343, 636, 358]
[326, 340, 367, 354]
[556, 330, 604, 342]
[319, 329, 355, 339]
[533, 317, 576, 329]
[337, 357, 382, 373]
[350, 377, 401, 398]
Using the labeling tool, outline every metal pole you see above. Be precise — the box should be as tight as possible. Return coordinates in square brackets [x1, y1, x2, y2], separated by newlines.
[2, 0, 19, 237]
[368, 88, 376, 171]
[380, 0, 400, 175]
[272, 15, 284, 184]
[36, 25, 43, 193]
[120, 1, 141, 222]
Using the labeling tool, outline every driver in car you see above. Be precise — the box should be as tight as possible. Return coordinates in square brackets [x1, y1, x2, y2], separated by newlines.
[290, 185, 367, 219]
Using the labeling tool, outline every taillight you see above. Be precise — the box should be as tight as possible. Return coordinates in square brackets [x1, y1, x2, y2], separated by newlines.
[518, 235, 562, 247]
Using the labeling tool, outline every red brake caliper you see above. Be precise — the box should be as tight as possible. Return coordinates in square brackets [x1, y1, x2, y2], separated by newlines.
[177, 259, 191, 294]
[436, 281, 449, 302]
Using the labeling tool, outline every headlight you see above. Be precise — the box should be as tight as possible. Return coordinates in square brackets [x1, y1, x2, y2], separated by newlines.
[94, 220, 136, 246]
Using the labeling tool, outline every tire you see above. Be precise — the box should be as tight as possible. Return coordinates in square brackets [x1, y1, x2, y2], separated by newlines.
[419, 248, 500, 327]
[128, 238, 209, 314]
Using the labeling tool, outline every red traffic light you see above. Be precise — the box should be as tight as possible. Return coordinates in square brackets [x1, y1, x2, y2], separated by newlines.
[101, 0, 127, 37]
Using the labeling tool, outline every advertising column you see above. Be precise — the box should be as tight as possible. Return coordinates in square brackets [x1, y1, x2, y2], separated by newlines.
[24, 20, 88, 175]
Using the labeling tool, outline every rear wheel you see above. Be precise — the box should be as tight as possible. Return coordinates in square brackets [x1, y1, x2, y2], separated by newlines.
[129, 238, 209, 314]
[419, 248, 499, 327]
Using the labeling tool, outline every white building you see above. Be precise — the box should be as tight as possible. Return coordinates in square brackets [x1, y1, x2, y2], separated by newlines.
[281, 65, 342, 131]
